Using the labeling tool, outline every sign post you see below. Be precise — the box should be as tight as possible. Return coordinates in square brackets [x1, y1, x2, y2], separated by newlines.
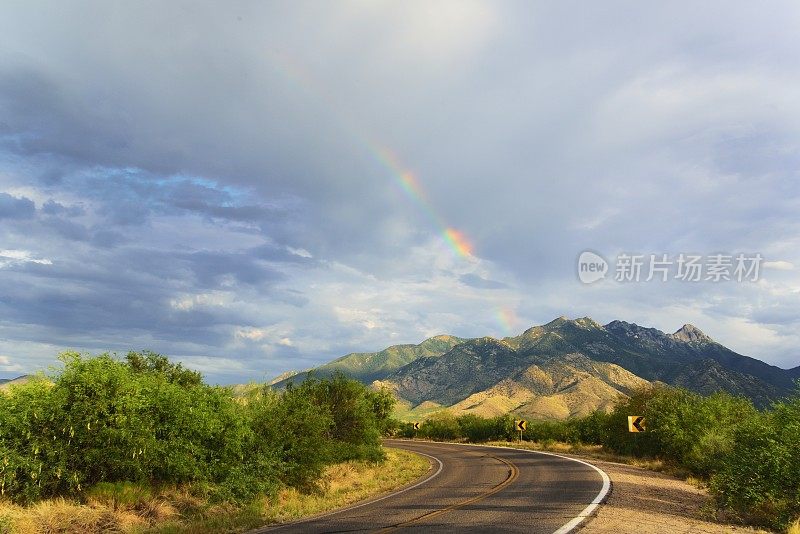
[515, 419, 527, 442]
[412, 422, 420, 432]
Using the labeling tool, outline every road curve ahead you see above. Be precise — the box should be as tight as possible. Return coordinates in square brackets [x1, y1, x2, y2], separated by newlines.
[254, 439, 609, 533]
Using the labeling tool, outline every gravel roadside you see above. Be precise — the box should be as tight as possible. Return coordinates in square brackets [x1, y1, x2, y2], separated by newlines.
[575, 457, 774, 534]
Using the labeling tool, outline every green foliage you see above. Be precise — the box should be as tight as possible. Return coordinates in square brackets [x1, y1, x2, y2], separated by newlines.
[407, 410, 609, 445]
[125, 350, 202, 387]
[574, 410, 613, 445]
[0, 376, 64, 502]
[247, 385, 332, 492]
[0, 352, 389, 505]
[710, 392, 800, 530]
[417, 412, 461, 441]
[407, 413, 514, 442]
[523, 418, 579, 444]
[603, 385, 758, 476]
[295, 372, 393, 463]
[456, 414, 515, 442]
[308, 374, 374, 455]
[369, 388, 396, 435]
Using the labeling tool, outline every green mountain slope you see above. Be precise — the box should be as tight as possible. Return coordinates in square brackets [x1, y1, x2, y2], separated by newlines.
[271, 316, 797, 418]
[270, 334, 465, 387]
[382, 337, 525, 406]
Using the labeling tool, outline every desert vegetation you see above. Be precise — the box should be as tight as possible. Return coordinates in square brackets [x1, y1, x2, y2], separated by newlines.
[0, 352, 403, 532]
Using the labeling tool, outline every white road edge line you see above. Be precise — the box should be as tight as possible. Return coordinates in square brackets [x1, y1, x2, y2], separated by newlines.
[260, 449, 444, 531]
[391, 440, 611, 534]
[535, 449, 611, 534]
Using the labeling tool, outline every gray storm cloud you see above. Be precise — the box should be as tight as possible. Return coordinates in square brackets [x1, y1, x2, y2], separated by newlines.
[0, 1, 798, 381]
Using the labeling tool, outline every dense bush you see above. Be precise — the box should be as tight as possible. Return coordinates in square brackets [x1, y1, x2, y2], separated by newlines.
[456, 414, 515, 442]
[711, 394, 800, 529]
[395, 413, 515, 442]
[523, 418, 578, 444]
[602, 386, 759, 477]
[246, 383, 333, 493]
[299, 373, 391, 463]
[573, 410, 613, 445]
[0, 352, 392, 505]
[417, 412, 462, 441]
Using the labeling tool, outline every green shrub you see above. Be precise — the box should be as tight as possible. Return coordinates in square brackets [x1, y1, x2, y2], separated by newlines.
[0, 376, 68, 502]
[711, 392, 800, 530]
[574, 410, 613, 444]
[457, 414, 514, 442]
[603, 385, 758, 476]
[418, 413, 461, 441]
[390, 421, 418, 439]
[523, 418, 581, 444]
[297, 372, 391, 463]
[381, 418, 409, 437]
[247, 385, 332, 492]
[0, 352, 390, 505]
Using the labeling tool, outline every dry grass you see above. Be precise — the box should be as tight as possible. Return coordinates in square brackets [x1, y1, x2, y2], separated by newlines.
[262, 448, 429, 525]
[787, 518, 800, 534]
[0, 497, 149, 533]
[0, 448, 429, 534]
[0, 482, 181, 534]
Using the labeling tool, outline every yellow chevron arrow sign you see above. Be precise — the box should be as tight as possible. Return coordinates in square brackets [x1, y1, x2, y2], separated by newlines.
[628, 415, 646, 432]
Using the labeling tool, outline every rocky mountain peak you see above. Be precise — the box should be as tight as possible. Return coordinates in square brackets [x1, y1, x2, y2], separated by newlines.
[544, 316, 570, 327]
[574, 317, 603, 329]
[603, 319, 631, 331]
[671, 324, 712, 343]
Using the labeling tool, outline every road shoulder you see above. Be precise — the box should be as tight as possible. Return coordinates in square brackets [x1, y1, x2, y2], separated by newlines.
[566, 457, 774, 534]
[248, 446, 438, 532]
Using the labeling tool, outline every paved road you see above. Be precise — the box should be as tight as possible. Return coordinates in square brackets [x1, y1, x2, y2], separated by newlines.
[254, 440, 609, 533]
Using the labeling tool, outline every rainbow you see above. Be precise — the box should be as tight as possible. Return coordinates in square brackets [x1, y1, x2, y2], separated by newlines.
[264, 51, 526, 329]
[374, 147, 473, 259]
[494, 306, 517, 336]
[266, 50, 474, 259]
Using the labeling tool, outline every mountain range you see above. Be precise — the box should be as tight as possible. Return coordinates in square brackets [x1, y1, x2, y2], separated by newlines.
[272, 317, 799, 420]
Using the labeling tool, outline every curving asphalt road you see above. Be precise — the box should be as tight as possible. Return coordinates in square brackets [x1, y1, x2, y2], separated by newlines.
[253, 439, 610, 533]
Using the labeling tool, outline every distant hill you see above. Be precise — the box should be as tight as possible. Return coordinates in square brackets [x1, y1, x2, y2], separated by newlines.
[0, 375, 31, 391]
[267, 369, 304, 386]
[272, 317, 798, 419]
[270, 335, 466, 387]
[378, 350, 648, 420]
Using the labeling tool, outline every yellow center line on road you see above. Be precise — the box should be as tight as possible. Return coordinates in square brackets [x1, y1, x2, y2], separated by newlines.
[377, 455, 520, 531]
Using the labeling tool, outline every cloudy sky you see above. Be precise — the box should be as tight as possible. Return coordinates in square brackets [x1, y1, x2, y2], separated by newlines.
[1, 1, 798, 383]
